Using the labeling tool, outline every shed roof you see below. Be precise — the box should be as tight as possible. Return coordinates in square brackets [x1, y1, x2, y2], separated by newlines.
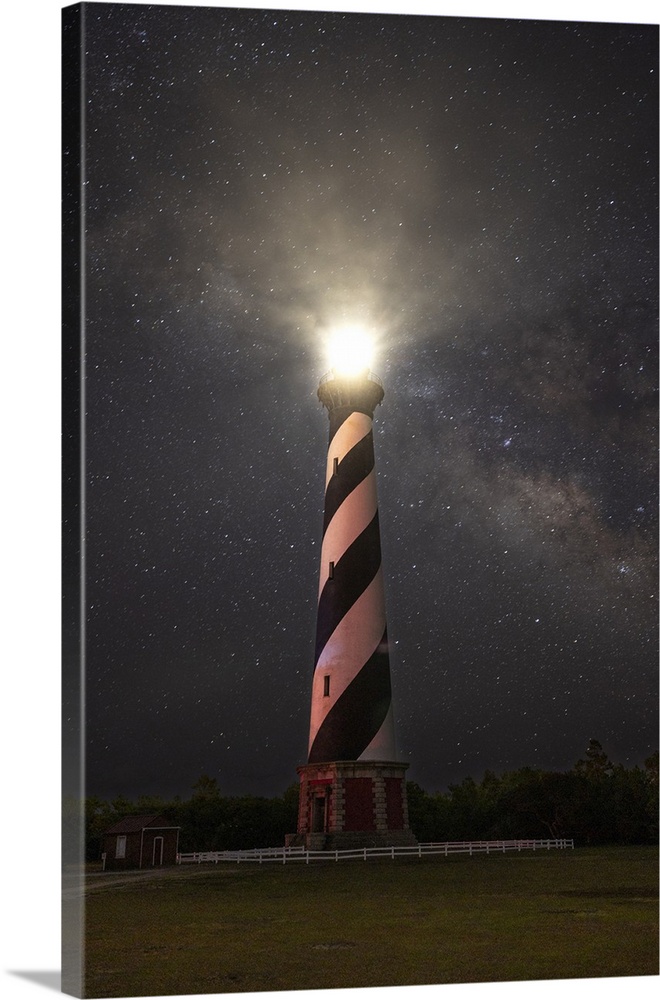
[103, 814, 180, 835]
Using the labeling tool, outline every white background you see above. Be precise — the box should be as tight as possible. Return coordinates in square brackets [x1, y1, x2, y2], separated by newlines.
[1, 1, 657, 999]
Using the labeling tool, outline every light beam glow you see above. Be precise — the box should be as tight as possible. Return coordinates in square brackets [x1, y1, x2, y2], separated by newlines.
[326, 325, 374, 376]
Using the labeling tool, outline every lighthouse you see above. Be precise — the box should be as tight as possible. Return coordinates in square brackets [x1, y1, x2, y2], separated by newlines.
[290, 330, 416, 850]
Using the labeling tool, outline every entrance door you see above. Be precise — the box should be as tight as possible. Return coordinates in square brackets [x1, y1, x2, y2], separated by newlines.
[312, 795, 327, 833]
[152, 836, 164, 865]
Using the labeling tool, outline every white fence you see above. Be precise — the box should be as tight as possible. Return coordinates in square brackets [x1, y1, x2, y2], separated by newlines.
[177, 838, 574, 865]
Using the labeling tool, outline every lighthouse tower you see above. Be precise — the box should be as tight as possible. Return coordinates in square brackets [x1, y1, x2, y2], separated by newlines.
[291, 339, 416, 850]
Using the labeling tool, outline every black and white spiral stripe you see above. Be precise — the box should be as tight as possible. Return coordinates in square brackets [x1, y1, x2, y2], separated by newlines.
[308, 408, 395, 764]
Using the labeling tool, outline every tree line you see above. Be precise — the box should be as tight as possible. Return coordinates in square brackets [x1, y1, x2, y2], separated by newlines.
[83, 775, 300, 860]
[407, 742, 658, 846]
[82, 741, 657, 860]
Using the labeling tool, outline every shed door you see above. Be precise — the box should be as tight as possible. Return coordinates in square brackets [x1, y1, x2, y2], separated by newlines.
[152, 836, 164, 866]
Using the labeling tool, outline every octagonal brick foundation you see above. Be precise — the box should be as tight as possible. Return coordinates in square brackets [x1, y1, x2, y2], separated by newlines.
[286, 760, 417, 850]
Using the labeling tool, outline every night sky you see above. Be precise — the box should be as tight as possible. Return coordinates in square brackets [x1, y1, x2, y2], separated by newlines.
[64, 1, 658, 802]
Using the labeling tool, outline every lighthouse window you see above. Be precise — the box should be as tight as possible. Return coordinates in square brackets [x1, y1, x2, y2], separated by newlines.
[333, 457, 339, 475]
[323, 675, 330, 697]
[329, 561, 335, 579]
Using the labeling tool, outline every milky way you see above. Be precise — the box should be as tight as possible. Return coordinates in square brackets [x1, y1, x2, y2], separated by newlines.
[63, 2, 658, 799]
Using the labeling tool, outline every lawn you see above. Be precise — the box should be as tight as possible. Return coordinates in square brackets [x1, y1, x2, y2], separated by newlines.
[76, 845, 658, 997]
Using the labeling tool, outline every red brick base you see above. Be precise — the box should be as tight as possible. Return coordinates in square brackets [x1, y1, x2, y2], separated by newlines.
[288, 760, 417, 850]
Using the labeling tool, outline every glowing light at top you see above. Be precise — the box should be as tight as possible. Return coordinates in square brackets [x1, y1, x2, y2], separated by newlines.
[326, 325, 374, 376]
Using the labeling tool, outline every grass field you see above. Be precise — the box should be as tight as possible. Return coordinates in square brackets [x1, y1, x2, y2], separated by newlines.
[76, 845, 658, 997]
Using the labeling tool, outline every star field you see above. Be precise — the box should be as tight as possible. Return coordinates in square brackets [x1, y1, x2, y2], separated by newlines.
[63, 2, 658, 799]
